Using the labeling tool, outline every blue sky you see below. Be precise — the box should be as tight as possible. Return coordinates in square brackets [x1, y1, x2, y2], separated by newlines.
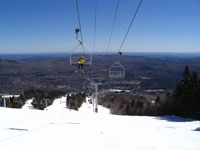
[0, 0, 199, 53]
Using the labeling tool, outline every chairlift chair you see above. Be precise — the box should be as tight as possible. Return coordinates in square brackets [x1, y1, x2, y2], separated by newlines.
[109, 61, 125, 80]
[70, 45, 92, 66]
[70, 28, 92, 66]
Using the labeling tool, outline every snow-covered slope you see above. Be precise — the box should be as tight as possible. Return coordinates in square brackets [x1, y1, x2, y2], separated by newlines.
[0, 96, 200, 150]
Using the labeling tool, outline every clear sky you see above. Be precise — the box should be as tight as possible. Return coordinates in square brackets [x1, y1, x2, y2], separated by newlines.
[0, 0, 200, 54]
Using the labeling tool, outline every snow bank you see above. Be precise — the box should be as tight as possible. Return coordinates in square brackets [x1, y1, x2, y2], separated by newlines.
[22, 99, 35, 110]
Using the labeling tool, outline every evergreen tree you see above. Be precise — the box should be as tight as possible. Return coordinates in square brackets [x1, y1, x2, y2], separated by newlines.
[182, 65, 191, 85]
[155, 96, 160, 104]
[166, 65, 200, 119]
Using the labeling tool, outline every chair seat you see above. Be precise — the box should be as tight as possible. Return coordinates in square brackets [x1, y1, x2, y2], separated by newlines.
[71, 62, 90, 66]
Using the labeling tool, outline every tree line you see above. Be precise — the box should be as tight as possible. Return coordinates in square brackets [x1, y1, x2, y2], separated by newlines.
[0, 90, 66, 110]
[100, 65, 200, 120]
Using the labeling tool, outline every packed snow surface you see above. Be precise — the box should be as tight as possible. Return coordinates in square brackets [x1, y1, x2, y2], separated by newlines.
[0, 96, 200, 150]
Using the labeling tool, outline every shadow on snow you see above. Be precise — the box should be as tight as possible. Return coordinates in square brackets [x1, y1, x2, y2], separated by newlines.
[8, 128, 29, 131]
[155, 116, 196, 122]
[193, 127, 200, 131]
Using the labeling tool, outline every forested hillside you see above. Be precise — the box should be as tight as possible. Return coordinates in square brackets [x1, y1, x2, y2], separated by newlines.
[1, 55, 200, 94]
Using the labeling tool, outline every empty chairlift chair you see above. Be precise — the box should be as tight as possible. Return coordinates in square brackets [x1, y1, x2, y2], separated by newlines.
[109, 62, 125, 80]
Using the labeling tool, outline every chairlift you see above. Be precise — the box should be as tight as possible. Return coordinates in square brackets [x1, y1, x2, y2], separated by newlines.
[70, 28, 92, 66]
[109, 61, 125, 80]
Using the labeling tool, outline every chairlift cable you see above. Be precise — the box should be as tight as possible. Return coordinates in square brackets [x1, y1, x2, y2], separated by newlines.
[91, 0, 97, 78]
[118, 0, 143, 53]
[75, 0, 84, 52]
[93, 0, 97, 52]
[106, 0, 120, 53]
[108, 0, 142, 80]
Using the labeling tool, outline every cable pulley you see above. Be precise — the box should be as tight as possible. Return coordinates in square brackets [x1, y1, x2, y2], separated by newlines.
[118, 51, 122, 56]
[75, 28, 83, 45]
[75, 28, 81, 34]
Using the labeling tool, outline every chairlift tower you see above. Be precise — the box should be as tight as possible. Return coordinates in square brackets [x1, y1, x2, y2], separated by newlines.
[3, 95, 6, 107]
[90, 82, 102, 113]
[0, 94, 7, 107]
[45, 99, 48, 111]
[88, 78, 104, 113]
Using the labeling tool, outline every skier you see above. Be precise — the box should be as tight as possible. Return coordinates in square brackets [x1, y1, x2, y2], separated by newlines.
[77, 56, 86, 72]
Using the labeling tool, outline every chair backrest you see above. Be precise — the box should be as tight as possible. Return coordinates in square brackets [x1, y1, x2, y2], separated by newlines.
[109, 61, 125, 79]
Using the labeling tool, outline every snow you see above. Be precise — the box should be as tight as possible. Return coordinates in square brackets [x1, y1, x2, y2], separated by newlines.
[108, 89, 130, 93]
[0, 96, 200, 150]
[0, 94, 20, 98]
[22, 99, 35, 110]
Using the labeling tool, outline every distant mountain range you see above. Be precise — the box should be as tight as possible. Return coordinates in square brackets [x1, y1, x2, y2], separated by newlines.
[1, 52, 200, 61]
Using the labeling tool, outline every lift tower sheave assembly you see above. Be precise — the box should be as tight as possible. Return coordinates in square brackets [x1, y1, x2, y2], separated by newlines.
[88, 78, 103, 113]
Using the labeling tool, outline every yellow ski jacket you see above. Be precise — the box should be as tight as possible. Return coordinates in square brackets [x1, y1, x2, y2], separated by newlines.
[78, 58, 86, 64]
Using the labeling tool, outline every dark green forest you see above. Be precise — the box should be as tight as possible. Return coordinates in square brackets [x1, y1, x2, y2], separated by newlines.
[159, 65, 200, 119]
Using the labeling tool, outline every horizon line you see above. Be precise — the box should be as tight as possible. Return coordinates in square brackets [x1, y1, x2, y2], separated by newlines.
[1, 51, 200, 55]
